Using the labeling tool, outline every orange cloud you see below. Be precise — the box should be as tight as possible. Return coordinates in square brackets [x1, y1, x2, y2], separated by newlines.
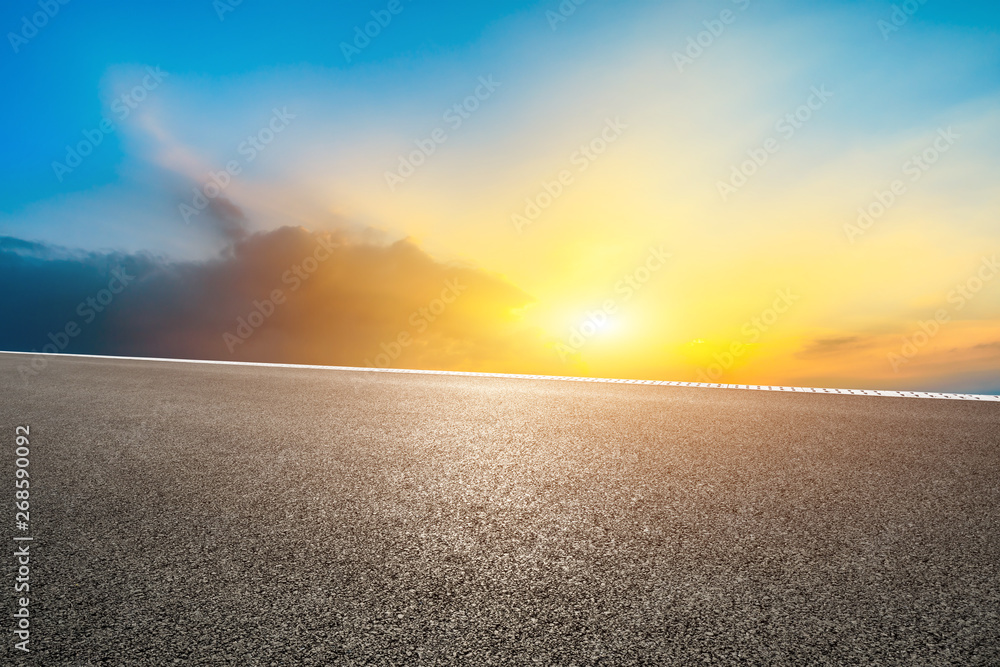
[2, 225, 577, 376]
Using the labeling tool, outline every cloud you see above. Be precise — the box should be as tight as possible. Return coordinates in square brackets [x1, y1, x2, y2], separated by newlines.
[1, 227, 574, 375]
[795, 335, 877, 359]
[202, 195, 249, 244]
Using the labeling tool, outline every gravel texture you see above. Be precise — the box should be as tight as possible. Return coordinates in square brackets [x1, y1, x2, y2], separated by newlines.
[1, 353, 998, 665]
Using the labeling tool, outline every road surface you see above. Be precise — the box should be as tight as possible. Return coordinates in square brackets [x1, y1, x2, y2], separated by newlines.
[1, 353, 998, 665]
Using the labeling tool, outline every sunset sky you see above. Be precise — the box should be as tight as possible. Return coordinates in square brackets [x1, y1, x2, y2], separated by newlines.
[2, 0, 999, 392]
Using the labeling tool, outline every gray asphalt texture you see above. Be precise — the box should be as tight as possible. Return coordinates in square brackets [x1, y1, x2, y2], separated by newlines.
[1, 353, 999, 666]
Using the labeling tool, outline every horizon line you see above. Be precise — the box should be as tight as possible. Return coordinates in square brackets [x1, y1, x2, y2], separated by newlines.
[1, 349, 998, 402]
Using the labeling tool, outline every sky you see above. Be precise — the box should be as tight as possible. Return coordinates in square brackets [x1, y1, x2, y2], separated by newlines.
[2, 0, 999, 393]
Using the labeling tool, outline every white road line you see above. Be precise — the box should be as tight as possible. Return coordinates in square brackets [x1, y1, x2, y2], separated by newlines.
[2, 350, 998, 402]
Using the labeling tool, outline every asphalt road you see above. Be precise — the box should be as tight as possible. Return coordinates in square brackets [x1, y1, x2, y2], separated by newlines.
[1, 353, 998, 665]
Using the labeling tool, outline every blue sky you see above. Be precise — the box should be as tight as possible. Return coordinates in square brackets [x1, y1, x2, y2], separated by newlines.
[3, 0, 999, 219]
[2, 0, 997, 209]
[1, 0, 543, 210]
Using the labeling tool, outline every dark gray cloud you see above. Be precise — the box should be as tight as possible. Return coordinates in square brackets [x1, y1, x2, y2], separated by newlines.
[0, 227, 569, 375]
